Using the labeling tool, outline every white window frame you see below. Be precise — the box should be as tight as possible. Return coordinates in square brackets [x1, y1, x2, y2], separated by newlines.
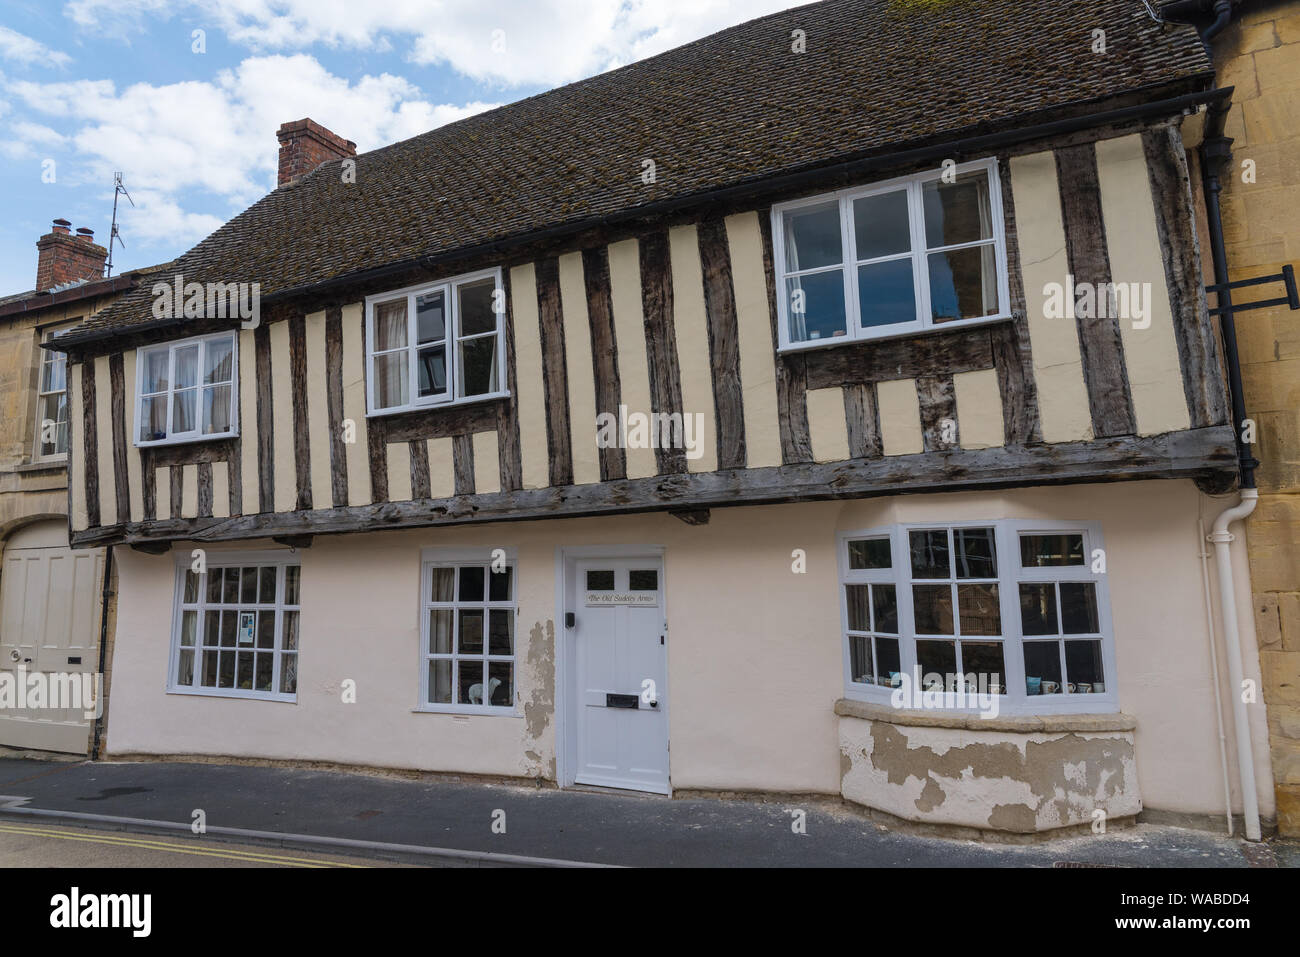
[365, 267, 509, 417]
[133, 330, 239, 447]
[33, 322, 77, 462]
[772, 157, 1011, 353]
[417, 547, 519, 716]
[837, 519, 1117, 716]
[166, 550, 300, 703]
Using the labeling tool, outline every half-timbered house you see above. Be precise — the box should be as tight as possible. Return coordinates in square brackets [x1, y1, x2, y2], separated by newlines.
[49, 0, 1279, 836]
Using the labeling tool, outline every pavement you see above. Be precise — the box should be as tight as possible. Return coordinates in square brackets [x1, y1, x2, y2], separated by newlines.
[1, 755, 1296, 868]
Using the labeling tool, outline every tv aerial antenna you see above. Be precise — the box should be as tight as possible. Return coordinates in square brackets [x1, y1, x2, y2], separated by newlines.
[105, 171, 134, 277]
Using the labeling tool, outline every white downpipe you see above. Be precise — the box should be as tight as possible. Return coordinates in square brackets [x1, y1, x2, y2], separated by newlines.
[1198, 516, 1234, 836]
[1208, 488, 1261, 841]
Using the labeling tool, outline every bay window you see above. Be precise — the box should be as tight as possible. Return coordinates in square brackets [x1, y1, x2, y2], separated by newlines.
[839, 520, 1116, 714]
[135, 331, 237, 446]
[772, 159, 1010, 351]
[366, 268, 507, 415]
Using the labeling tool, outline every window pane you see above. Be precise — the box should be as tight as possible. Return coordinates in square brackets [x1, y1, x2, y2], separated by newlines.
[429, 609, 453, 654]
[417, 345, 447, 398]
[174, 345, 199, 389]
[172, 389, 196, 433]
[488, 609, 513, 655]
[488, 661, 512, 706]
[458, 660, 484, 705]
[254, 653, 273, 691]
[629, 569, 657, 591]
[282, 611, 299, 651]
[923, 170, 993, 249]
[222, 569, 240, 604]
[258, 566, 277, 604]
[909, 529, 950, 578]
[960, 641, 1005, 693]
[459, 336, 498, 396]
[202, 385, 232, 434]
[877, 637, 901, 686]
[176, 649, 194, 686]
[204, 337, 234, 384]
[180, 610, 197, 646]
[848, 538, 891, 570]
[928, 245, 999, 323]
[872, 584, 898, 634]
[1019, 583, 1058, 636]
[1024, 641, 1063, 695]
[916, 639, 956, 686]
[38, 392, 68, 456]
[786, 272, 847, 342]
[201, 650, 218, 687]
[853, 190, 911, 261]
[240, 567, 257, 604]
[428, 660, 453, 704]
[1020, 534, 1086, 568]
[458, 278, 499, 337]
[218, 651, 236, 688]
[857, 259, 917, 329]
[220, 611, 237, 646]
[284, 566, 300, 605]
[183, 570, 199, 603]
[489, 567, 513, 601]
[586, 570, 614, 591]
[458, 566, 485, 602]
[257, 610, 275, 649]
[783, 202, 842, 271]
[957, 583, 1001, 636]
[207, 569, 224, 603]
[1060, 582, 1099, 634]
[42, 354, 67, 393]
[204, 610, 220, 645]
[849, 635, 873, 684]
[845, 585, 870, 632]
[373, 353, 409, 409]
[373, 299, 408, 350]
[954, 527, 997, 579]
[140, 395, 167, 442]
[430, 567, 455, 602]
[237, 651, 254, 690]
[280, 653, 298, 694]
[1064, 640, 1105, 692]
[913, 584, 954, 635]
[143, 349, 169, 393]
[458, 609, 484, 654]
[416, 290, 446, 344]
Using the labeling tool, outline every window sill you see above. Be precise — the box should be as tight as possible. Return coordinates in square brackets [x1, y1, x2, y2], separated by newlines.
[368, 391, 509, 420]
[833, 697, 1134, 733]
[778, 313, 1013, 355]
[15, 459, 68, 473]
[136, 431, 239, 450]
[412, 705, 520, 717]
[166, 687, 296, 704]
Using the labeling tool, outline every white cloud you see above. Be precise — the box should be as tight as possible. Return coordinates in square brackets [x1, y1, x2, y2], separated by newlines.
[7, 53, 499, 247]
[64, 0, 802, 87]
[0, 26, 72, 67]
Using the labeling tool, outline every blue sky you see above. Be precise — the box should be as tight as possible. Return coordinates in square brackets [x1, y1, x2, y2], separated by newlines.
[0, 0, 800, 295]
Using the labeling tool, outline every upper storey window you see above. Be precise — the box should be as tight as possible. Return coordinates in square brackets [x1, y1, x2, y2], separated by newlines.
[365, 267, 508, 416]
[771, 159, 1010, 351]
[135, 331, 238, 447]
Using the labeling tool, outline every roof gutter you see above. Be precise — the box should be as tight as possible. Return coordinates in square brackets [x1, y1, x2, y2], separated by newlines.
[54, 82, 1226, 352]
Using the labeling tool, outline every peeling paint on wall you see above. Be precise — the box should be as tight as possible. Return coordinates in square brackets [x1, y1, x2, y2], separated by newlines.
[522, 619, 556, 779]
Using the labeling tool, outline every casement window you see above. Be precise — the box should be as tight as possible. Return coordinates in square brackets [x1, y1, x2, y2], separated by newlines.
[838, 520, 1116, 714]
[168, 553, 300, 701]
[772, 158, 1010, 351]
[33, 324, 75, 460]
[365, 268, 507, 416]
[419, 550, 516, 714]
[134, 331, 238, 446]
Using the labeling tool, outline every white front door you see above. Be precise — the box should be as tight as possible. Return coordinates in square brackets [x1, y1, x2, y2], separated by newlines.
[573, 558, 669, 794]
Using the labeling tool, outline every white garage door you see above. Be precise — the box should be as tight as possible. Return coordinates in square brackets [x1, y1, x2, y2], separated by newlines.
[0, 520, 103, 754]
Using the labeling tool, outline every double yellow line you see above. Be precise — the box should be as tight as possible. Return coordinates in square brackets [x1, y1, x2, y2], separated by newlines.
[0, 822, 367, 867]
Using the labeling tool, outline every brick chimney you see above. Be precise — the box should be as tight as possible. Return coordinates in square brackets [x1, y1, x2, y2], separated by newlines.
[35, 219, 108, 292]
[276, 118, 356, 186]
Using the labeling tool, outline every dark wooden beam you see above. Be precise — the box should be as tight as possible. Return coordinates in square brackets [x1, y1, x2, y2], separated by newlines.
[289, 312, 312, 510]
[535, 256, 574, 486]
[452, 433, 474, 496]
[254, 322, 275, 513]
[917, 375, 958, 452]
[129, 541, 171, 555]
[272, 535, 314, 549]
[71, 427, 1237, 550]
[697, 217, 747, 470]
[759, 210, 813, 464]
[670, 508, 711, 526]
[197, 461, 213, 518]
[583, 245, 627, 482]
[81, 359, 100, 528]
[409, 437, 431, 500]
[639, 231, 687, 475]
[844, 383, 883, 459]
[496, 268, 524, 492]
[994, 155, 1043, 445]
[1055, 143, 1137, 438]
[325, 305, 349, 507]
[108, 353, 130, 523]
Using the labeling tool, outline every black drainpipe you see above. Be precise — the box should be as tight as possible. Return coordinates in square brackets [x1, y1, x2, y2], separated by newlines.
[90, 544, 113, 760]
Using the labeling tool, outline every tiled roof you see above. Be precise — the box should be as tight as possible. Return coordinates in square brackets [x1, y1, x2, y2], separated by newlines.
[71, 0, 1212, 342]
